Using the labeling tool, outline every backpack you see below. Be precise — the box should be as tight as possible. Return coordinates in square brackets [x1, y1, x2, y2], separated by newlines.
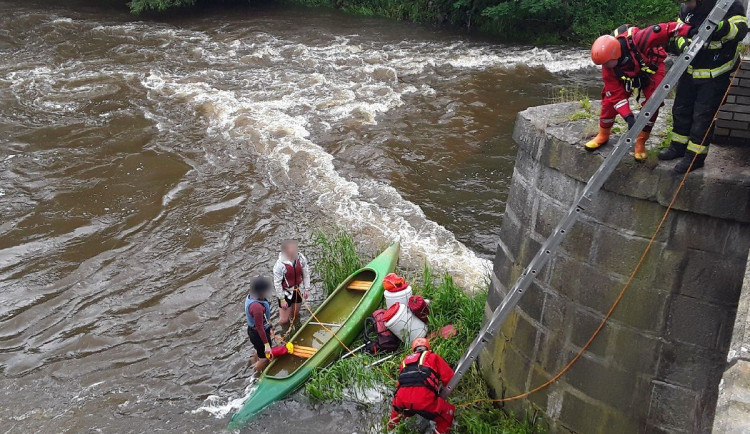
[408, 295, 430, 323]
[364, 309, 401, 354]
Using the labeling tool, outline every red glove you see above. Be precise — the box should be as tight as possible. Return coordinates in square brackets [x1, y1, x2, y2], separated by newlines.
[674, 22, 691, 38]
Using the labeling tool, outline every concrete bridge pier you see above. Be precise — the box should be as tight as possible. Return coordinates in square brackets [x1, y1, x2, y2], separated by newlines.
[481, 102, 750, 433]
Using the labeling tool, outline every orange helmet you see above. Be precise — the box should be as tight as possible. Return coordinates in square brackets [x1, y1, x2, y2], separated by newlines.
[591, 35, 621, 65]
[411, 337, 430, 352]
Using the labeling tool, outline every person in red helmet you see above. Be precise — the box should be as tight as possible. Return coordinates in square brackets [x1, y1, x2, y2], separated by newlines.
[388, 338, 455, 434]
[586, 22, 691, 161]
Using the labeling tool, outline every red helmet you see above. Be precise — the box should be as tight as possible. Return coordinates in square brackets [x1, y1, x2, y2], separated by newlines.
[383, 273, 408, 292]
[591, 35, 621, 65]
[411, 337, 430, 352]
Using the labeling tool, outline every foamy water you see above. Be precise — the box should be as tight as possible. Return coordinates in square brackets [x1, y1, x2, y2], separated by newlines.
[0, 4, 597, 431]
[193, 382, 259, 418]
[134, 28, 589, 289]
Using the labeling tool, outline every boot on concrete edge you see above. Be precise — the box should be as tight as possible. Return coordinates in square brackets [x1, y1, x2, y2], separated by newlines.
[658, 141, 686, 161]
[634, 131, 649, 162]
[673, 151, 706, 174]
[584, 127, 611, 152]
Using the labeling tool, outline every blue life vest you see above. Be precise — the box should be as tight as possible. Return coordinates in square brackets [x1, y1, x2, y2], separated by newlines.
[245, 296, 271, 331]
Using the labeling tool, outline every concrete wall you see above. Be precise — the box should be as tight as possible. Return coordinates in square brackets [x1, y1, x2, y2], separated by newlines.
[713, 253, 750, 433]
[481, 102, 750, 433]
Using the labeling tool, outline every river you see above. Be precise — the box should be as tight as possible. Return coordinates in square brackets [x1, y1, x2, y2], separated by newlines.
[0, 1, 598, 432]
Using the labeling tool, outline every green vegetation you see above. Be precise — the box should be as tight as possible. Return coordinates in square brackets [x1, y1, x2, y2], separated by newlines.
[288, 0, 678, 43]
[305, 231, 544, 432]
[124, 0, 678, 43]
[312, 230, 363, 296]
[127, 0, 244, 14]
[550, 86, 589, 105]
[549, 86, 597, 122]
[655, 111, 674, 150]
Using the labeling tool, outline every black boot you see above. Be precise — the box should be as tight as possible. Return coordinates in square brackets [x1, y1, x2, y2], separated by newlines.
[673, 151, 706, 174]
[658, 142, 687, 161]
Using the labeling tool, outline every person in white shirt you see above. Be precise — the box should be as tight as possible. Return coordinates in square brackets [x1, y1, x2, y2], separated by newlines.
[272, 239, 310, 329]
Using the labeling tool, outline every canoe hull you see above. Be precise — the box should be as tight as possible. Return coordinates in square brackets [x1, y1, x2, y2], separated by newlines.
[228, 242, 399, 429]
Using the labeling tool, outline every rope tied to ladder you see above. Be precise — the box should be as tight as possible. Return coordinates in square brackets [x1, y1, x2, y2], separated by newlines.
[456, 60, 743, 408]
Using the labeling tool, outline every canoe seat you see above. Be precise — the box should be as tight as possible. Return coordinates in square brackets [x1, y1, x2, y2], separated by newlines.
[347, 280, 373, 291]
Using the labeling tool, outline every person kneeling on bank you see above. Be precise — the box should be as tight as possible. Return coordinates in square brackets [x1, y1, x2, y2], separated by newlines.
[388, 338, 456, 434]
[245, 277, 274, 373]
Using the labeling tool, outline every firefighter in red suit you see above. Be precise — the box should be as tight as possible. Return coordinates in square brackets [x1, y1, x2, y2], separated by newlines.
[388, 338, 455, 434]
[586, 22, 691, 161]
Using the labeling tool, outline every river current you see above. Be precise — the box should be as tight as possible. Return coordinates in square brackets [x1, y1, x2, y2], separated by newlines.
[0, 1, 598, 432]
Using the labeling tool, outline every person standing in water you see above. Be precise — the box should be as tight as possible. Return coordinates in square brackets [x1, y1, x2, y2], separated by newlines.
[272, 239, 310, 329]
[245, 277, 274, 373]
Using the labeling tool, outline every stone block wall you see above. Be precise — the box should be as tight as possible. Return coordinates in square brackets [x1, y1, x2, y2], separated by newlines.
[714, 60, 750, 146]
[481, 103, 750, 433]
[713, 253, 750, 434]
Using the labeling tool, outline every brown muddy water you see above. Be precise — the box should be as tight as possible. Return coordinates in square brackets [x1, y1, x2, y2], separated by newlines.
[0, 0, 599, 432]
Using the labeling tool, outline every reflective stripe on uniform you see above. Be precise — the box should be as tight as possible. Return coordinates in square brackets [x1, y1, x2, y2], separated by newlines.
[687, 141, 709, 154]
[671, 133, 689, 144]
[706, 16, 746, 50]
[601, 118, 615, 124]
[687, 53, 739, 78]
[615, 99, 629, 110]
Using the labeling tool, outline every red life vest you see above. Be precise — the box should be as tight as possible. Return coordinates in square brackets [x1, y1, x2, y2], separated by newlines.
[397, 351, 441, 395]
[613, 25, 666, 79]
[282, 258, 303, 289]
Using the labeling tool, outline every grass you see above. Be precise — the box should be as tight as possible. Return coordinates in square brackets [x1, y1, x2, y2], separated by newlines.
[305, 233, 545, 433]
[657, 116, 674, 150]
[549, 86, 597, 123]
[312, 230, 362, 296]
[550, 86, 590, 105]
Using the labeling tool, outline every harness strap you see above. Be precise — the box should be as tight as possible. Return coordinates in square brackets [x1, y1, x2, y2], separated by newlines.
[625, 31, 657, 76]
[392, 405, 439, 420]
[398, 352, 441, 395]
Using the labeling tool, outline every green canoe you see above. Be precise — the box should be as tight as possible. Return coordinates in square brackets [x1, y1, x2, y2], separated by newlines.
[228, 242, 400, 430]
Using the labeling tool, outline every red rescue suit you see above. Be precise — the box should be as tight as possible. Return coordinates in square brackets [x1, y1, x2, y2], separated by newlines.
[599, 23, 689, 131]
[388, 351, 455, 434]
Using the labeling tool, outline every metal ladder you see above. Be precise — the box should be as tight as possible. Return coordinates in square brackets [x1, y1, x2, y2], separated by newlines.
[441, 0, 735, 399]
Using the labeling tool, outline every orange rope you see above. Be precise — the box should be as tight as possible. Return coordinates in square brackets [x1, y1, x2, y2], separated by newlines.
[302, 291, 353, 354]
[276, 292, 298, 343]
[274, 287, 354, 354]
[457, 63, 742, 408]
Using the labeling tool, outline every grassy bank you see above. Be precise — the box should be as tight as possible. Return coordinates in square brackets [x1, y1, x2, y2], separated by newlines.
[305, 232, 544, 433]
[290, 0, 679, 43]
[125, 0, 678, 44]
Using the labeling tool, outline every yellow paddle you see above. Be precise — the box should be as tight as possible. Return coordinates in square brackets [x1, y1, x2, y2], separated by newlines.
[285, 342, 317, 358]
